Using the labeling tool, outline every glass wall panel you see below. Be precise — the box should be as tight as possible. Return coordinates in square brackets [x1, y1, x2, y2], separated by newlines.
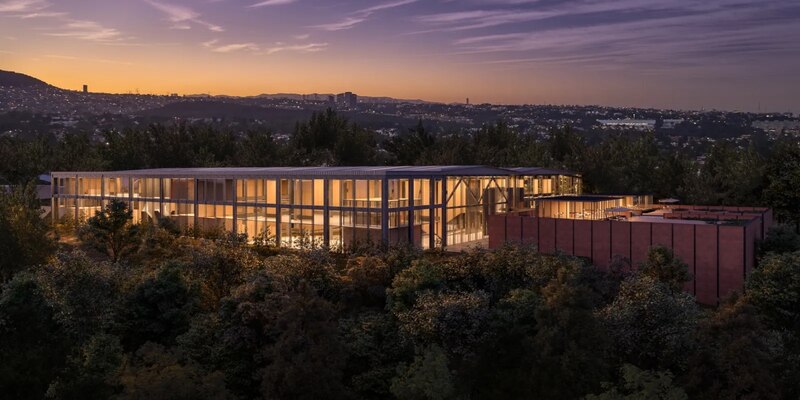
[78, 177, 102, 196]
[163, 202, 194, 230]
[389, 179, 408, 206]
[280, 179, 291, 205]
[329, 210, 342, 249]
[354, 180, 368, 208]
[414, 209, 431, 249]
[134, 178, 161, 199]
[164, 178, 194, 201]
[265, 180, 277, 204]
[387, 211, 410, 246]
[413, 179, 430, 206]
[314, 180, 325, 206]
[329, 179, 342, 207]
[104, 177, 131, 198]
[77, 198, 102, 221]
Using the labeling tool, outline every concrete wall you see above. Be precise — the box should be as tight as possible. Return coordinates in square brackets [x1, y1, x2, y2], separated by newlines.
[490, 214, 762, 305]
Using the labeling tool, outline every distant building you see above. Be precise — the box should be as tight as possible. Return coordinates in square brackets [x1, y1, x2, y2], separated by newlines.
[335, 92, 358, 109]
[82, 84, 88, 93]
[661, 119, 684, 129]
[752, 119, 800, 133]
[597, 119, 656, 131]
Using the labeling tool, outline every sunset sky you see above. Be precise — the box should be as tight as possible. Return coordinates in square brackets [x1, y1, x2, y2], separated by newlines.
[1, 0, 799, 112]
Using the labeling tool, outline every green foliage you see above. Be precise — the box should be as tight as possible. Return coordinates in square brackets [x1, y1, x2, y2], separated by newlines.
[639, 246, 692, 294]
[37, 251, 123, 341]
[116, 263, 200, 350]
[390, 345, 455, 400]
[340, 311, 410, 399]
[46, 333, 124, 400]
[681, 298, 783, 400]
[763, 140, 800, 230]
[601, 275, 700, 372]
[746, 251, 800, 336]
[0, 181, 55, 282]
[0, 272, 69, 399]
[259, 282, 350, 400]
[587, 364, 688, 400]
[759, 224, 800, 256]
[117, 343, 234, 400]
[80, 199, 140, 263]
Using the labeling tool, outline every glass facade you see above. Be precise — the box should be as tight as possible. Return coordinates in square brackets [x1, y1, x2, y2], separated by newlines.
[52, 167, 582, 249]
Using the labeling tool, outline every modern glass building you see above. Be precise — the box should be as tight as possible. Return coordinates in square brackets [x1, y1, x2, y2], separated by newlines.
[52, 166, 581, 249]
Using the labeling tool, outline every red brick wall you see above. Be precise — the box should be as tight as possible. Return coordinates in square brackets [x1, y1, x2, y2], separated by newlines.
[611, 221, 631, 264]
[592, 221, 611, 269]
[506, 216, 522, 245]
[539, 218, 556, 253]
[630, 223, 652, 267]
[652, 223, 673, 247]
[693, 224, 718, 305]
[556, 219, 574, 253]
[487, 215, 506, 248]
[718, 226, 745, 301]
[672, 224, 696, 295]
[487, 214, 759, 305]
[574, 220, 592, 258]
[522, 217, 537, 246]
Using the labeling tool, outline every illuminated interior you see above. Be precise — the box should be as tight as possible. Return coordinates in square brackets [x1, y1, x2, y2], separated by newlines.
[52, 166, 582, 249]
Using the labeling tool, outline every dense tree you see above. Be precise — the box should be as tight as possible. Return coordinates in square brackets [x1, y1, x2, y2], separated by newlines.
[117, 343, 234, 400]
[601, 275, 700, 372]
[763, 140, 800, 231]
[638, 246, 692, 294]
[37, 251, 122, 341]
[260, 282, 350, 400]
[116, 263, 201, 350]
[759, 224, 800, 256]
[390, 345, 455, 400]
[0, 273, 69, 399]
[587, 364, 688, 400]
[681, 297, 782, 400]
[46, 334, 124, 400]
[80, 199, 140, 263]
[0, 181, 55, 282]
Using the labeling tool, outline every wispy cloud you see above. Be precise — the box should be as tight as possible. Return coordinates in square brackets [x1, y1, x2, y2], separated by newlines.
[144, 0, 223, 32]
[264, 42, 328, 54]
[213, 42, 259, 53]
[47, 19, 123, 42]
[312, 0, 418, 31]
[43, 54, 134, 65]
[249, 0, 296, 8]
[312, 17, 366, 31]
[0, 0, 129, 43]
[445, 0, 800, 71]
[0, 0, 48, 13]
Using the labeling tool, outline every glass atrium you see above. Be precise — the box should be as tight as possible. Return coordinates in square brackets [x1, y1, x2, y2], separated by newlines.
[52, 166, 581, 249]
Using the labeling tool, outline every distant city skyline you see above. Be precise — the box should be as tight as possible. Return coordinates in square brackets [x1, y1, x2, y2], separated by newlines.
[1, 0, 799, 113]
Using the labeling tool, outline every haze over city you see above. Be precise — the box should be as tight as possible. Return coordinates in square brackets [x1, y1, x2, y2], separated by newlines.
[1, 0, 799, 112]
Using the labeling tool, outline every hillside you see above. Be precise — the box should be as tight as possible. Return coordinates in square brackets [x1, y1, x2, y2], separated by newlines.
[0, 70, 52, 88]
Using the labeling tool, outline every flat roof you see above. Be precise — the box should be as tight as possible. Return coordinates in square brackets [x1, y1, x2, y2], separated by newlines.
[537, 195, 623, 202]
[52, 165, 578, 179]
[507, 167, 581, 177]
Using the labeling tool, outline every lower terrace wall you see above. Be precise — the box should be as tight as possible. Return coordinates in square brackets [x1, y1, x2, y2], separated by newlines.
[488, 215, 761, 305]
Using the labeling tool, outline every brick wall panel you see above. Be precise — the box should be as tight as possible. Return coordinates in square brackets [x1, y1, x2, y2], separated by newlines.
[574, 220, 593, 258]
[719, 226, 745, 302]
[695, 225, 719, 305]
